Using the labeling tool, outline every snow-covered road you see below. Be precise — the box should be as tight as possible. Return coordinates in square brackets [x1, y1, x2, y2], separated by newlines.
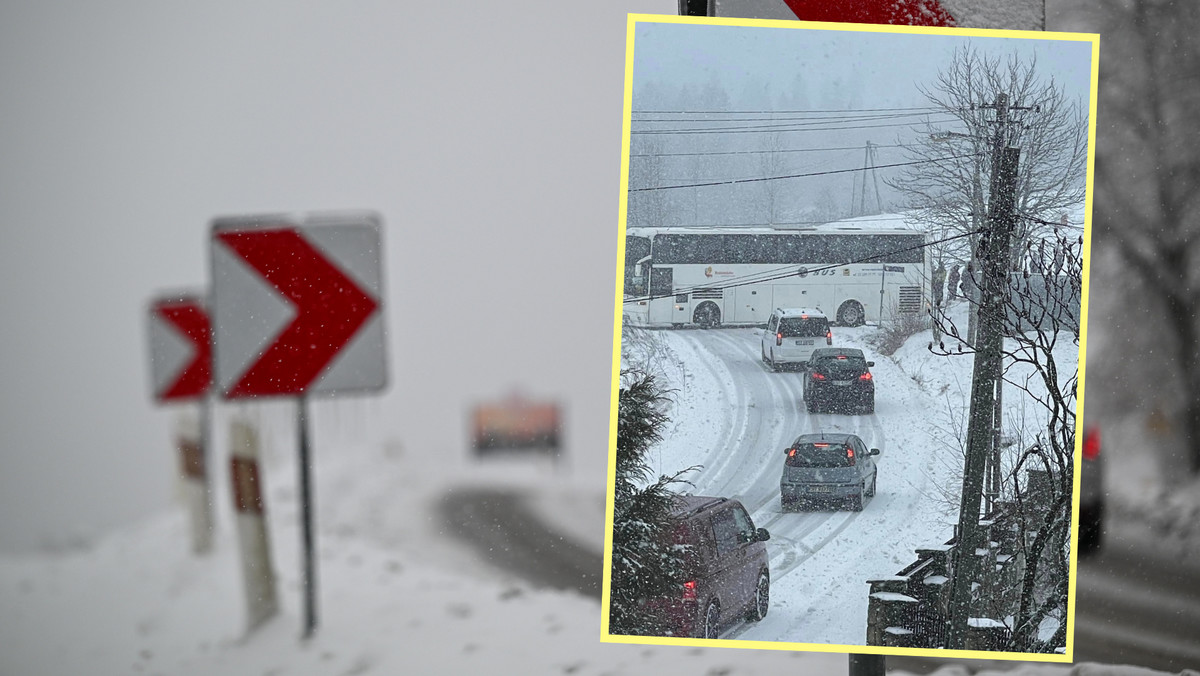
[639, 320, 1028, 647]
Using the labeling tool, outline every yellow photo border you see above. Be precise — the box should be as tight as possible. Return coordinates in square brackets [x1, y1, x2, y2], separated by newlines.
[603, 12, 1099, 663]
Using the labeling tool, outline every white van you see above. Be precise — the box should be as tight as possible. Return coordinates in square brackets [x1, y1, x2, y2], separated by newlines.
[761, 308, 832, 371]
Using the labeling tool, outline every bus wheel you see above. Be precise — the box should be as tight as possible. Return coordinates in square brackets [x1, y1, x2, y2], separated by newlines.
[837, 300, 865, 327]
[694, 303, 721, 328]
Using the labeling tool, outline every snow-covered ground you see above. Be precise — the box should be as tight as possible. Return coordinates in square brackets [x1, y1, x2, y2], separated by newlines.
[1, 307, 1196, 675]
[0, 433, 855, 676]
[0, 440, 1181, 676]
[631, 299, 1080, 649]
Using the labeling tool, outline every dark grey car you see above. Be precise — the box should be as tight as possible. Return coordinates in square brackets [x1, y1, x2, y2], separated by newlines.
[780, 433, 879, 512]
[803, 347, 876, 414]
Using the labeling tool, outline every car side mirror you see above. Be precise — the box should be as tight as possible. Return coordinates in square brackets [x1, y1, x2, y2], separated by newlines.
[869, 448, 881, 456]
[867, 361, 875, 367]
[755, 527, 771, 542]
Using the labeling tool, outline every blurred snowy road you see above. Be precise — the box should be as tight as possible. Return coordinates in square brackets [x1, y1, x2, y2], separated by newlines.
[439, 488, 601, 598]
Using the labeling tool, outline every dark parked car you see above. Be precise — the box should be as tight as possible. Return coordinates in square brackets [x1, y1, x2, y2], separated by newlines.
[803, 347, 875, 414]
[1079, 424, 1103, 555]
[640, 496, 771, 639]
[780, 433, 880, 512]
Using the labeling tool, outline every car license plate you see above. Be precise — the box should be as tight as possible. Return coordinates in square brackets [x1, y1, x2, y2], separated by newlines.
[834, 380, 851, 387]
[810, 486, 831, 493]
[795, 339, 813, 346]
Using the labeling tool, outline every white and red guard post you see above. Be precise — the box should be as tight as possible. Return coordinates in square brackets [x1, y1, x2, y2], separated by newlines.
[229, 416, 278, 631]
[146, 294, 215, 555]
[210, 211, 387, 639]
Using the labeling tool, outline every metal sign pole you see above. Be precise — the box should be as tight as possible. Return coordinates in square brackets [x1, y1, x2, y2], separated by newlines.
[849, 653, 885, 676]
[200, 396, 215, 551]
[298, 395, 317, 639]
[879, 264, 887, 326]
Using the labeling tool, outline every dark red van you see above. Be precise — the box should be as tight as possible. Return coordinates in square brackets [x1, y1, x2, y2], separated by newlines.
[641, 496, 771, 639]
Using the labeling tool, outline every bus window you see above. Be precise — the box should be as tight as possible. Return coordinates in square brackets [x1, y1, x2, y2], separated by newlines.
[650, 268, 673, 296]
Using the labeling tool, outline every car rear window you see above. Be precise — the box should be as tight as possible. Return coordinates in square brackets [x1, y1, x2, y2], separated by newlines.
[786, 443, 854, 468]
[813, 355, 868, 377]
[779, 317, 828, 338]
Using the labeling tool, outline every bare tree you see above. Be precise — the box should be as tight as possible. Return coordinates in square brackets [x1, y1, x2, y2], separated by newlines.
[929, 231, 1083, 652]
[889, 46, 1089, 264]
[1085, 0, 1200, 474]
[759, 131, 787, 225]
[627, 132, 672, 229]
[891, 45, 1087, 348]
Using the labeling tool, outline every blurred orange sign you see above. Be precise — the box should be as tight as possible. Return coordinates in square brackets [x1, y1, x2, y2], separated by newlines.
[471, 396, 562, 453]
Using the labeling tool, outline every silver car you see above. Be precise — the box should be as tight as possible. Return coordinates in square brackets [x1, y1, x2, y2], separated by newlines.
[780, 433, 879, 512]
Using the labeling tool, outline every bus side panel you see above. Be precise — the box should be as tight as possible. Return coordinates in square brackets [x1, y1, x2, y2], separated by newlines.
[771, 284, 816, 313]
[732, 285, 773, 325]
[647, 296, 678, 325]
[833, 280, 879, 324]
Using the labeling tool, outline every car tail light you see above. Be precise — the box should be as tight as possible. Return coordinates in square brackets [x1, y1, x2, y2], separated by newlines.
[682, 580, 697, 601]
[813, 442, 829, 447]
[826, 330, 833, 345]
[776, 332, 783, 346]
[787, 448, 796, 457]
[811, 372, 826, 380]
[846, 448, 856, 465]
[859, 372, 873, 381]
[1082, 428, 1100, 461]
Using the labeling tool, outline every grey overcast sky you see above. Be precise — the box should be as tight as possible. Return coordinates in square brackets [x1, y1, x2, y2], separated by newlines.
[0, 2, 1093, 554]
[631, 20, 1094, 110]
[0, 0, 681, 553]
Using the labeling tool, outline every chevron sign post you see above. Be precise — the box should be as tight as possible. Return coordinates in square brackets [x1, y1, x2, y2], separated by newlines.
[210, 213, 386, 399]
[147, 293, 216, 554]
[147, 294, 212, 402]
[210, 211, 386, 639]
[690, 0, 1045, 30]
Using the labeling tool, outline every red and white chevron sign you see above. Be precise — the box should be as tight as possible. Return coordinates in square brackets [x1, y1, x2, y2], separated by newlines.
[210, 213, 387, 399]
[147, 294, 213, 402]
[701, 0, 1045, 30]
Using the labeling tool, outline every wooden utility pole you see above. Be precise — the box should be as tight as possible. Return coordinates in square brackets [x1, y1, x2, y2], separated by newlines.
[945, 110, 1022, 649]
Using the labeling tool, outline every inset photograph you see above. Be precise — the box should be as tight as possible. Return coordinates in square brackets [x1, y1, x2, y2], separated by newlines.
[603, 15, 1097, 662]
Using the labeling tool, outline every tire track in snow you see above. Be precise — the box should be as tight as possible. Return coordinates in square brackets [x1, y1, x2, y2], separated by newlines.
[722, 508, 864, 641]
[658, 330, 755, 495]
[680, 331, 886, 590]
[692, 331, 902, 575]
[699, 330, 864, 580]
[701, 329, 801, 511]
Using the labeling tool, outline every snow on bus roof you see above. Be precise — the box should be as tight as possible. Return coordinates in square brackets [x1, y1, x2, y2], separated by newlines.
[626, 212, 929, 237]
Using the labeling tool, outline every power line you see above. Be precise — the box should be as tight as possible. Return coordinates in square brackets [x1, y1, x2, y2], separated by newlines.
[631, 116, 960, 136]
[631, 111, 944, 125]
[629, 143, 907, 158]
[629, 153, 985, 192]
[636, 215, 925, 228]
[622, 229, 983, 305]
[631, 106, 943, 115]
[1017, 213, 1085, 231]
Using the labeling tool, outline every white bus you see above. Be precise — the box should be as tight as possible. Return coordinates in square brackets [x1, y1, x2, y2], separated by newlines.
[623, 225, 929, 328]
